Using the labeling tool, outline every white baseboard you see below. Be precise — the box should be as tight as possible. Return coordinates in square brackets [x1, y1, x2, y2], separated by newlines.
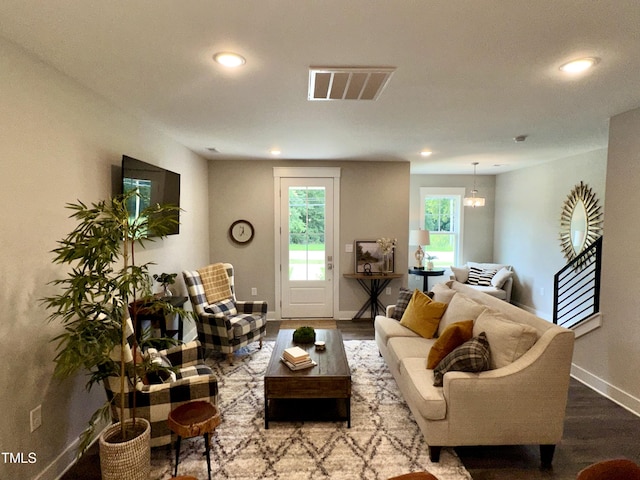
[571, 363, 640, 418]
[33, 437, 79, 480]
[38, 422, 107, 480]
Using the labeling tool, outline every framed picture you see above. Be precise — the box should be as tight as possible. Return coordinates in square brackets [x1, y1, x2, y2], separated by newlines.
[354, 240, 394, 273]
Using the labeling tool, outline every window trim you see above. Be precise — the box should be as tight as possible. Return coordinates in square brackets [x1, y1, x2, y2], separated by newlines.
[419, 187, 465, 266]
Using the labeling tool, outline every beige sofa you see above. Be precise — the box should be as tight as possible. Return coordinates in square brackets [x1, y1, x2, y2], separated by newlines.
[374, 281, 574, 467]
[450, 262, 513, 301]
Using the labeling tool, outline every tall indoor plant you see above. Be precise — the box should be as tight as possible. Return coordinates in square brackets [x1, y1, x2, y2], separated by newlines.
[42, 191, 181, 464]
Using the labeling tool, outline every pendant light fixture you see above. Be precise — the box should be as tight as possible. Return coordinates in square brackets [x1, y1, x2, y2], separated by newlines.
[463, 162, 485, 208]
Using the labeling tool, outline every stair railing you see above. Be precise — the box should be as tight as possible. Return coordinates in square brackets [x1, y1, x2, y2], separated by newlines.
[553, 236, 602, 328]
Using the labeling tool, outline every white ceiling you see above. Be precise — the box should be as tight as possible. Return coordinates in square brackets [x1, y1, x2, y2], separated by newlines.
[1, 1, 639, 174]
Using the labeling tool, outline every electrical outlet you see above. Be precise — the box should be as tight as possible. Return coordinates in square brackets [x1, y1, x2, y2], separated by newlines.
[345, 243, 353, 253]
[540, 287, 545, 296]
[30, 405, 42, 432]
[385, 287, 391, 295]
[251, 287, 257, 296]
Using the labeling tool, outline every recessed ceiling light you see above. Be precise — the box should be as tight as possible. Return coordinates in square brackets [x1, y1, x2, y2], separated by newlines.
[420, 150, 433, 157]
[213, 52, 246, 68]
[270, 149, 281, 156]
[559, 57, 599, 74]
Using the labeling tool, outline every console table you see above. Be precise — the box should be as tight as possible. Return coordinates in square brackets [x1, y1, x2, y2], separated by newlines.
[408, 268, 445, 291]
[343, 273, 403, 319]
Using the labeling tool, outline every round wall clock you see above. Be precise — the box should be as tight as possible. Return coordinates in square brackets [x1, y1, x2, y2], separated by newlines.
[229, 219, 254, 244]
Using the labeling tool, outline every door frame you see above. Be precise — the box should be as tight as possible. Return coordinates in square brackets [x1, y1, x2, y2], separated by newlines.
[273, 167, 341, 319]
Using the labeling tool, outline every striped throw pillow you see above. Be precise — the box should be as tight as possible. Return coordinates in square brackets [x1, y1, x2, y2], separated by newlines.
[467, 267, 497, 286]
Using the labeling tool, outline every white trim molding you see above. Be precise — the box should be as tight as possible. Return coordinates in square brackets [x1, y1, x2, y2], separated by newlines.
[571, 364, 640, 418]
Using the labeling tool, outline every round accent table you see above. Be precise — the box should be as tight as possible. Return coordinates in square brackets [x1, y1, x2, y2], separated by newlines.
[168, 401, 221, 480]
[408, 268, 445, 292]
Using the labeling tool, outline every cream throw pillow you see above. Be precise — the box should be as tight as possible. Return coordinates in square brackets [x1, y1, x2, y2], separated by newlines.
[473, 309, 538, 369]
[437, 293, 486, 336]
[491, 267, 512, 288]
[400, 289, 448, 339]
[430, 282, 457, 304]
[450, 265, 469, 283]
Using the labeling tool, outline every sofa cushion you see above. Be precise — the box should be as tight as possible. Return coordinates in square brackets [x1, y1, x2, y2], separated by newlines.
[204, 298, 238, 316]
[400, 357, 447, 420]
[391, 287, 413, 320]
[400, 289, 447, 339]
[491, 267, 513, 288]
[438, 293, 486, 336]
[473, 309, 538, 369]
[387, 336, 436, 373]
[430, 282, 457, 304]
[450, 265, 469, 283]
[375, 315, 420, 347]
[433, 332, 491, 387]
[427, 320, 474, 369]
[467, 261, 511, 272]
[467, 285, 508, 300]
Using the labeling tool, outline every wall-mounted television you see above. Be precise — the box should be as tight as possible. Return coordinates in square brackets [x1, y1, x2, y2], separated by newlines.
[121, 155, 180, 236]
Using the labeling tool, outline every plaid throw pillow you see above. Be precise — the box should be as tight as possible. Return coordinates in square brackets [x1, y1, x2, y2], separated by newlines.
[467, 267, 497, 286]
[204, 298, 238, 317]
[433, 332, 491, 387]
[392, 287, 414, 320]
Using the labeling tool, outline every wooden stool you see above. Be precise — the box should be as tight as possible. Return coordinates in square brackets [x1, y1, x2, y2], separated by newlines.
[388, 472, 439, 480]
[168, 401, 221, 480]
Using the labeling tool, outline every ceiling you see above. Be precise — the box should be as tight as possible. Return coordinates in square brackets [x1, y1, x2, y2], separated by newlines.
[1, 1, 639, 174]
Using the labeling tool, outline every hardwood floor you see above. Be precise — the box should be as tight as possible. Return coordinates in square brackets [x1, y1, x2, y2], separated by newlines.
[62, 319, 640, 479]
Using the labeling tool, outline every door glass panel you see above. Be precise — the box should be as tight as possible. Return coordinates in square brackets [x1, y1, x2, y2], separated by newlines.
[288, 186, 326, 281]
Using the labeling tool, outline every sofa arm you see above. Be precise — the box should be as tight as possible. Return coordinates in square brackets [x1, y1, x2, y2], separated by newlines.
[441, 329, 574, 444]
[385, 304, 396, 318]
[160, 340, 203, 367]
[236, 300, 268, 315]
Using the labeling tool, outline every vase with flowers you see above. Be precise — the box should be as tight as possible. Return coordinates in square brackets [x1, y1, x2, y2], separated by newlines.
[376, 237, 397, 274]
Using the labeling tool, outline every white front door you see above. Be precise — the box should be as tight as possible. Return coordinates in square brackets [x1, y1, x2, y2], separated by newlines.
[280, 177, 334, 318]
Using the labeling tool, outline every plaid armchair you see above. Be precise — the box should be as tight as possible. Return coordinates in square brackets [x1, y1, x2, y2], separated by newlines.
[103, 319, 218, 447]
[183, 263, 267, 364]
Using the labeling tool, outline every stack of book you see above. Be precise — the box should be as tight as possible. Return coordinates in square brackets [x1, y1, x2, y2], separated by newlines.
[281, 346, 317, 371]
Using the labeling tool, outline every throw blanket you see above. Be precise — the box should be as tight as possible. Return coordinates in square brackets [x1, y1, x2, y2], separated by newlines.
[197, 263, 233, 304]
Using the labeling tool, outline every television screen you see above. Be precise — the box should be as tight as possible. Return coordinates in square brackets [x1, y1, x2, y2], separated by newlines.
[121, 155, 180, 236]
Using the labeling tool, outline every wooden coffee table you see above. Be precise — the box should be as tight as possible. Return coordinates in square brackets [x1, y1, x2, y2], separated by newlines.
[264, 329, 351, 428]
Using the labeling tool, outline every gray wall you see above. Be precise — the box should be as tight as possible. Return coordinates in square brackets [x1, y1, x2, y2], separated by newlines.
[494, 150, 607, 318]
[578, 106, 640, 414]
[0, 38, 210, 479]
[208, 160, 410, 318]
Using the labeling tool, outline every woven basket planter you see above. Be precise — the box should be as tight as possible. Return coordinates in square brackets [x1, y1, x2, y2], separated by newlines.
[99, 418, 150, 480]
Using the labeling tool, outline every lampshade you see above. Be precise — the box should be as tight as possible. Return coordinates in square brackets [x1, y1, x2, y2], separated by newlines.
[409, 229, 430, 246]
[463, 196, 486, 207]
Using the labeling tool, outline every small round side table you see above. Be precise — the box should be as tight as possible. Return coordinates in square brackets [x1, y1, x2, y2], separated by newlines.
[408, 268, 445, 291]
[168, 401, 221, 480]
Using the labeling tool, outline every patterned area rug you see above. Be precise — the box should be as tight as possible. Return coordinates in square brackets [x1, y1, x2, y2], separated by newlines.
[150, 341, 471, 480]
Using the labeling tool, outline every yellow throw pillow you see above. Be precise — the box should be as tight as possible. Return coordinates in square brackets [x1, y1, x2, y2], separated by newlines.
[400, 289, 448, 339]
[427, 320, 474, 369]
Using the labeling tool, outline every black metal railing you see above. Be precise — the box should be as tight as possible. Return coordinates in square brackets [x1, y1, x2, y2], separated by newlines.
[553, 236, 602, 328]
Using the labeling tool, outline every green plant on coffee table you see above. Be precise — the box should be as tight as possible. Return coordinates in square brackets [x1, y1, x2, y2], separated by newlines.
[293, 326, 316, 344]
[41, 191, 187, 453]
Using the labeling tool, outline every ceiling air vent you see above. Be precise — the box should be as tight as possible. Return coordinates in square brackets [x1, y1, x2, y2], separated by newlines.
[308, 67, 396, 101]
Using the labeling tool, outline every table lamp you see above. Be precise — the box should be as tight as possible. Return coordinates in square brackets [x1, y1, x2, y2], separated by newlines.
[409, 229, 430, 269]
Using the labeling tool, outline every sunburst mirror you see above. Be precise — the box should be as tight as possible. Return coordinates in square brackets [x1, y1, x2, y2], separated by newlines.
[559, 181, 603, 263]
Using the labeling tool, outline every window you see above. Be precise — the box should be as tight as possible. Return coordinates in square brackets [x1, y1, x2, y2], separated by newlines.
[419, 187, 465, 267]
